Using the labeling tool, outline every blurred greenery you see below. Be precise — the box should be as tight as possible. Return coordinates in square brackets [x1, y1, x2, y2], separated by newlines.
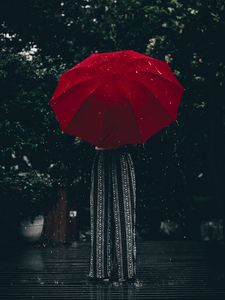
[0, 169, 59, 221]
[0, 0, 224, 240]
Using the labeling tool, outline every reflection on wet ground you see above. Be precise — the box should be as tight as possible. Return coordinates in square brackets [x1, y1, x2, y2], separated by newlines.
[0, 241, 224, 299]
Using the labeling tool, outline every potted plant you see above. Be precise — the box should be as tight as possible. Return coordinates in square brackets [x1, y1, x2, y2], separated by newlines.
[0, 168, 59, 243]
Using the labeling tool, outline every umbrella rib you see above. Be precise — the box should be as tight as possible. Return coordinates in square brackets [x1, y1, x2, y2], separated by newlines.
[120, 86, 143, 144]
[50, 77, 97, 106]
[132, 79, 176, 121]
[63, 84, 101, 131]
[136, 71, 184, 91]
[123, 56, 183, 90]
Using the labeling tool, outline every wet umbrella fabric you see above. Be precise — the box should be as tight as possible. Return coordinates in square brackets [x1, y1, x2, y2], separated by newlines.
[49, 50, 184, 148]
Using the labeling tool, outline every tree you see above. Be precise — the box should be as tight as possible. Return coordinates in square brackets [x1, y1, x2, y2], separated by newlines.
[1, 0, 224, 239]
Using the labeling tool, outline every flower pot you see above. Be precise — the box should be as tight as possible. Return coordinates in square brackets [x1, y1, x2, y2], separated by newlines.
[19, 215, 44, 242]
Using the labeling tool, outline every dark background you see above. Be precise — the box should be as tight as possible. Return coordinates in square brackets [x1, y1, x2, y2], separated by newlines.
[0, 0, 224, 242]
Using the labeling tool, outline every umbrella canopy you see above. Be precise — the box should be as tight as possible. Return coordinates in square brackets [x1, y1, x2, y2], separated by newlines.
[49, 50, 184, 148]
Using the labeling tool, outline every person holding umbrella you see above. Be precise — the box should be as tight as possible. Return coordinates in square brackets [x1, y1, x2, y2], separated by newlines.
[86, 143, 139, 286]
[49, 50, 184, 287]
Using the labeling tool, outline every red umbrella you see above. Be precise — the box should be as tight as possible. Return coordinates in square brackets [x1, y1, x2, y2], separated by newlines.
[49, 50, 184, 148]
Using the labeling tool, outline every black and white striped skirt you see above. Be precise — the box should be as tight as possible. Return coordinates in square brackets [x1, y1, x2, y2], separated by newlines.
[88, 146, 137, 281]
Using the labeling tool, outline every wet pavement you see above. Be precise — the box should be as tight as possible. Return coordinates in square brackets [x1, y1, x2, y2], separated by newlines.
[0, 241, 225, 299]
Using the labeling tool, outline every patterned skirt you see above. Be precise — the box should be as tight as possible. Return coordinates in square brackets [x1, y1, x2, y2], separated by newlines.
[88, 146, 137, 281]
